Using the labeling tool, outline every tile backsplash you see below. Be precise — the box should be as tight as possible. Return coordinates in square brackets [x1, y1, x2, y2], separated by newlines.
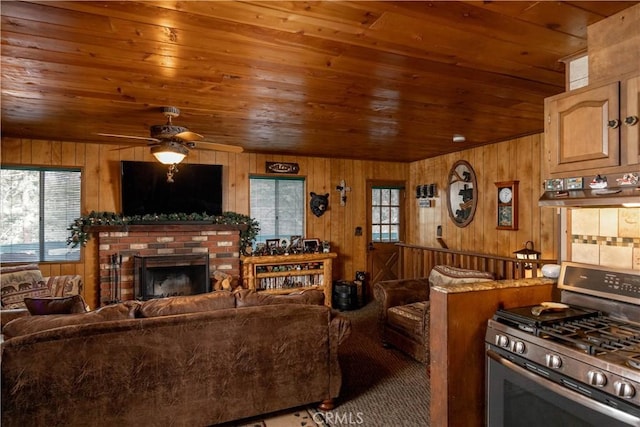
[570, 207, 640, 270]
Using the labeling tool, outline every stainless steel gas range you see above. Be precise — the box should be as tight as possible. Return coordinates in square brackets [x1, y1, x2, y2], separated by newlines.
[486, 262, 640, 427]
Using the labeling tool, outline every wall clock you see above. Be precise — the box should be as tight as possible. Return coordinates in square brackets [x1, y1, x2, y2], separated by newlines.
[495, 181, 519, 230]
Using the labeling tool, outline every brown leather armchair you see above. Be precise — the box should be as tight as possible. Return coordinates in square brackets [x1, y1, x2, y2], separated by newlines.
[373, 266, 497, 365]
[373, 278, 430, 364]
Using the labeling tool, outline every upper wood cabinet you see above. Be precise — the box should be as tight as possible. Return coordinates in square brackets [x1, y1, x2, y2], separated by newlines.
[544, 74, 639, 177]
[625, 75, 640, 165]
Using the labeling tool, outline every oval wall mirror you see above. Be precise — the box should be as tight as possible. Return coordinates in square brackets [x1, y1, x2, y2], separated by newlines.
[446, 160, 478, 228]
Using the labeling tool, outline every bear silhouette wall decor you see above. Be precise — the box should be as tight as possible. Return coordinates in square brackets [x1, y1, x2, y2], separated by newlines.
[309, 192, 329, 217]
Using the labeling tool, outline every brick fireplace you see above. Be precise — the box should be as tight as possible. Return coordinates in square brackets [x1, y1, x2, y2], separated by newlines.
[95, 224, 242, 305]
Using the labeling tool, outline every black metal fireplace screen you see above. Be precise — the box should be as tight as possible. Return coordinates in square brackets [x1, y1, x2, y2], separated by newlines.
[134, 253, 210, 300]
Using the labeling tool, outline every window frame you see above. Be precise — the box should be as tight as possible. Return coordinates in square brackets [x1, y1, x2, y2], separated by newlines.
[370, 185, 404, 243]
[0, 165, 83, 264]
[249, 174, 306, 245]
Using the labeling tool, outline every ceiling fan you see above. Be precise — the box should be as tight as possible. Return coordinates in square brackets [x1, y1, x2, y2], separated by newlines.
[98, 106, 243, 181]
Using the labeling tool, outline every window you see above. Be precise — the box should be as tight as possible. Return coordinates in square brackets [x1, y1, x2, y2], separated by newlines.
[371, 187, 402, 242]
[1, 167, 81, 262]
[250, 176, 304, 244]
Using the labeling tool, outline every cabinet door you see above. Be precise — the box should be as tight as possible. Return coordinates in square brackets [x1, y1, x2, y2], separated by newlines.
[625, 75, 640, 165]
[545, 81, 620, 174]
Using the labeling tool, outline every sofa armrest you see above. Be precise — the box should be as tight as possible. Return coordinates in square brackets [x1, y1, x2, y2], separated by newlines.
[1, 308, 29, 330]
[330, 313, 352, 346]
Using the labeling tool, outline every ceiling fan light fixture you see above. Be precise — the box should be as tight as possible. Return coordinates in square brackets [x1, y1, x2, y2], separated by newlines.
[151, 142, 188, 164]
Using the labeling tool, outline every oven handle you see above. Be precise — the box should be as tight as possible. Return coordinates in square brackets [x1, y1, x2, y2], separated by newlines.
[487, 350, 640, 427]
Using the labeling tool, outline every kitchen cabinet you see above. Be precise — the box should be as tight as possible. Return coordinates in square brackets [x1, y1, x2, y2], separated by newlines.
[625, 75, 640, 165]
[241, 252, 336, 307]
[544, 73, 639, 177]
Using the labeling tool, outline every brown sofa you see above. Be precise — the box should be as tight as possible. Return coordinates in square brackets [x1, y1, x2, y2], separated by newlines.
[1, 289, 351, 427]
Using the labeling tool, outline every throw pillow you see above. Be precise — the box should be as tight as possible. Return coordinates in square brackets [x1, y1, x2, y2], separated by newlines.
[1, 264, 50, 309]
[24, 295, 88, 315]
[45, 274, 83, 297]
[2, 303, 135, 339]
[137, 291, 236, 318]
[234, 289, 325, 307]
[428, 265, 496, 287]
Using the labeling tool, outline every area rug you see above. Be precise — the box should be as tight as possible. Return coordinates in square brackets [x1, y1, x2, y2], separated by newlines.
[228, 406, 328, 427]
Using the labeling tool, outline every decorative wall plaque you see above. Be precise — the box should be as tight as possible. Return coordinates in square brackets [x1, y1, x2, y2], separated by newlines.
[266, 162, 300, 174]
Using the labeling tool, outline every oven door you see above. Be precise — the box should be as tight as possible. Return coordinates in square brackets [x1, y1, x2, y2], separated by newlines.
[486, 350, 640, 427]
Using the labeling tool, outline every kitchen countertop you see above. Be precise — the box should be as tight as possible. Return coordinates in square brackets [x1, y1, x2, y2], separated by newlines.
[431, 277, 557, 294]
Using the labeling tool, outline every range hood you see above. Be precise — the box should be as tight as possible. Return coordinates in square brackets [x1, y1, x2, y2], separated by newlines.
[538, 173, 640, 207]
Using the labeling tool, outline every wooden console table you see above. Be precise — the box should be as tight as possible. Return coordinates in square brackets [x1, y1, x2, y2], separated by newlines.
[241, 253, 337, 307]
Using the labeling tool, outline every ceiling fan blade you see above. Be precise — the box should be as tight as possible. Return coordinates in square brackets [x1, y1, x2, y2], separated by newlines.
[96, 133, 160, 143]
[109, 145, 142, 151]
[174, 131, 203, 141]
[197, 141, 244, 153]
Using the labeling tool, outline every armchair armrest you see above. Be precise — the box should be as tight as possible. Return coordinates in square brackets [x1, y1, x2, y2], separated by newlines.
[374, 278, 430, 310]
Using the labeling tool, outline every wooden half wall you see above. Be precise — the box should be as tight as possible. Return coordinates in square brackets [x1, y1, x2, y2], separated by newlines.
[0, 137, 407, 308]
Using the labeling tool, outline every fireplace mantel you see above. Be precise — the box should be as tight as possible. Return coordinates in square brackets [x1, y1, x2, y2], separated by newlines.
[89, 223, 247, 233]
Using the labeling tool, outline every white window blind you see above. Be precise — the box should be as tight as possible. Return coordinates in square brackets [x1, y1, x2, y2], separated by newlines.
[250, 176, 304, 244]
[1, 167, 81, 262]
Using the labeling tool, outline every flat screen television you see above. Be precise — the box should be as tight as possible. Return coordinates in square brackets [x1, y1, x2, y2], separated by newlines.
[121, 161, 223, 216]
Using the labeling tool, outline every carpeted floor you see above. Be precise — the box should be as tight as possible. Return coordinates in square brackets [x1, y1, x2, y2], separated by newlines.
[224, 301, 431, 427]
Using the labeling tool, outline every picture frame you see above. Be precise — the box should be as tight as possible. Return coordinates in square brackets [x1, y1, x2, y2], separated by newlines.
[265, 239, 281, 249]
[303, 238, 320, 253]
[289, 235, 302, 250]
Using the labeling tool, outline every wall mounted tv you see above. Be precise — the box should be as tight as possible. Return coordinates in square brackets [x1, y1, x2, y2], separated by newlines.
[121, 161, 223, 216]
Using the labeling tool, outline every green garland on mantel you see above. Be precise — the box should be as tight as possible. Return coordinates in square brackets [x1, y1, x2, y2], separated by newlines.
[67, 211, 260, 255]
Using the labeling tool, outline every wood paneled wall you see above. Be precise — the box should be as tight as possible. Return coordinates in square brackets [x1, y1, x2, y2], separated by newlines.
[1, 133, 558, 303]
[0, 137, 408, 302]
[408, 134, 559, 260]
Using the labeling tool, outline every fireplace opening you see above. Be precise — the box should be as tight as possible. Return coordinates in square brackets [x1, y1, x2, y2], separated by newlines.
[134, 253, 210, 300]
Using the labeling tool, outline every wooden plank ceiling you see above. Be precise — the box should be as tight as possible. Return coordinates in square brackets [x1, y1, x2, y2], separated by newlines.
[1, 1, 637, 163]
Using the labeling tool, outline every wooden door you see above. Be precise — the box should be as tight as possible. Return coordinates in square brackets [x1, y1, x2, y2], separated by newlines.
[366, 180, 405, 299]
[545, 80, 620, 175]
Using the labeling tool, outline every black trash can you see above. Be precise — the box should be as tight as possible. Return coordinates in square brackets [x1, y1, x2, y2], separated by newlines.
[332, 280, 359, 311]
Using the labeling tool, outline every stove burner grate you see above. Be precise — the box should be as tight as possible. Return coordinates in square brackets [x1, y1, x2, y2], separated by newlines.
[539, 315, 640, 358]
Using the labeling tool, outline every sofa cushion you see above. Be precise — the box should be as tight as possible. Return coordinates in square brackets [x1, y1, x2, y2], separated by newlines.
[387, 301, 428, 341]
[137, 291, 236, 318]
[24, 295, 88, 315]
[2, 303, 135, 339]
[45, 274, 83, 297]
[234, 289, 325, 307]
[428, 265, 496, 287]
[1, 264, 50, 309]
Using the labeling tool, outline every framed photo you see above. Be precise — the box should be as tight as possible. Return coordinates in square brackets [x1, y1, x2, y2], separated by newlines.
[289, 235, 302, 250]
[303, 238, 320, 253]
[265, 239, 281, 249]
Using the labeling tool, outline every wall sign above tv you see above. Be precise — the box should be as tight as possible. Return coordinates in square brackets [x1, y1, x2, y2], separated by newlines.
[121, 161, 223, 217]
[265, 161, 299, 174]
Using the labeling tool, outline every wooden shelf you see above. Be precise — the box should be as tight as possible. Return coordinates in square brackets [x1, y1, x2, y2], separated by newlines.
[259, 285, 323, 295]
[255, 269, 324, 279]
[241, 253, 337, 307]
